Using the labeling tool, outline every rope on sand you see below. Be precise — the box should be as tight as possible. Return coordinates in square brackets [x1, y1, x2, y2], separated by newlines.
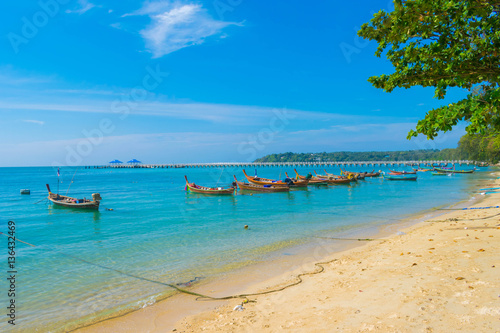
[313, 236, 381, 241]
[426, 211, 500, 222]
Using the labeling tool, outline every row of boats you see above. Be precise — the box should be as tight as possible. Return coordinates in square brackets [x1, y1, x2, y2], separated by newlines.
[42, 166, 476, 207]
[186, 168, 384, 194]
[379, 166, 475, 180]
[186, 166, 476, 194]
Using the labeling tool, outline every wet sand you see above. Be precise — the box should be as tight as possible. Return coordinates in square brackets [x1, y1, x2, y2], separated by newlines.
[77, 174, 500, 333]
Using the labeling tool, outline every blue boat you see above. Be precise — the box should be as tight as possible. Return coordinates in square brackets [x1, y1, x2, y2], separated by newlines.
[383, 173, 417, 181]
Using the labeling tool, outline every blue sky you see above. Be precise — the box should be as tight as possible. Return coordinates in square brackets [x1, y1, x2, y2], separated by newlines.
[1, 0, 468, 166]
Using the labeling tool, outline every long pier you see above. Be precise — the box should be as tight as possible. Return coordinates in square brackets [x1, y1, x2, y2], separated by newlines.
[84, 160, 481, 169]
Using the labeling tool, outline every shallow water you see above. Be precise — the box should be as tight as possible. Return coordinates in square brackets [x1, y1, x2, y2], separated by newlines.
[0, 165, 489, 332]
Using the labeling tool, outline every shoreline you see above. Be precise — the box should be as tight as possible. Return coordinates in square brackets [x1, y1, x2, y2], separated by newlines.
[74, 173, 497, 332]
[173, 175, 499, 332]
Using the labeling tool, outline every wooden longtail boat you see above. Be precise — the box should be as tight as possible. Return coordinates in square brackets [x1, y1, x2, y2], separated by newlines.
[46, 184, 101, 210]
[382, 174, 417, 181]
[339, 168, 365, 180]
[283, 172, 310, 187]
[433, 168, 475, 174]
[363, 170, 381, 177]
[312, 170, 352, 184]
[414, 168, 432, 172]
[321, 169, 353, 180]
[242, 169, 292, 187]
[294, 170, 329, 185]
[390, 170, 417, 175]
[431, 172, 451, 176]
[184, 176, 235, 195]
[233, 176, 290, 192]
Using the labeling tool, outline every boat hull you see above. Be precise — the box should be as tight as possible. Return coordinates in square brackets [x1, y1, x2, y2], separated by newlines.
[433, 168, 474, 174]
[48, 195, 100, 210]
[383, 174, 417, 181]
[185, 176, 235, 195]
[186, 186, 235, 194]
[242, 169, 297, 187]
[390, 170, 417, 175]
[234, 178, 290, 192]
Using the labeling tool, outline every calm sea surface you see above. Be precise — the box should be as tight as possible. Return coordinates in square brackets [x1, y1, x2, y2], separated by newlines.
[0, 165, 492, 332]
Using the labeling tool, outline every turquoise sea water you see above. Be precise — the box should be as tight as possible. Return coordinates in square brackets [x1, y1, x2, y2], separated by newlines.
[0, 165, 491, 332]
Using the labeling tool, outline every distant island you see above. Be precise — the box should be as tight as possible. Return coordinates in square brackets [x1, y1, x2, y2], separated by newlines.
[255, 149, 461, 163]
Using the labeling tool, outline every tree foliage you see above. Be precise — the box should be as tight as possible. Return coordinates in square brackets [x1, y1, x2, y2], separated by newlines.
[455, 128, 500, 162]
[358, 0, 500, 139]
[255, 143, 499, 163]
[256, 150, 444, 163]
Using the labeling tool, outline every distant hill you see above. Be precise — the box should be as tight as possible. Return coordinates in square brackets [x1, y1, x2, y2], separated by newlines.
[254, 149, 460, 163]
[255, 130, 500, 164]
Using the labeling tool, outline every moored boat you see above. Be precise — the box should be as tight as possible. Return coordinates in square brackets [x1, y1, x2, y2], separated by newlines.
[321, 169, 355, 180]
[339, 168, 365, 180]
[363, 170, 381, 177]
[233, 176, 290, 192]
[431, 172, 451, 176]
[283, 172, 310, 187]
[414, 168, 432, 172]
[242, 169, 294, 187]
[185, 176, 235, 195]
[433, 167, 475, 174]
[46, 184, 101, 210]
[390, 169, 417, 175]
[294, 170, 329, 185]
[312, 170, 352, 184]
[382, 173, 417, 181]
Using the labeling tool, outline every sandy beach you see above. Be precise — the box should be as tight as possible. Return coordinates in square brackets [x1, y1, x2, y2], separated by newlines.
[77, 173, 500, 333]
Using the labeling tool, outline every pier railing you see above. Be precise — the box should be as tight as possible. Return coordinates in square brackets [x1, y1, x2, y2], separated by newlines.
[85, 160, 480, 169]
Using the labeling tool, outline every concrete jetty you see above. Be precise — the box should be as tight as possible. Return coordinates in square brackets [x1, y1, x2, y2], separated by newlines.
[84, 160, 479, 169]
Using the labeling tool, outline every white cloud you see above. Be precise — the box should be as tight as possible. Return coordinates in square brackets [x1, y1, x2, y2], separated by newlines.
[0, 99, 385, 125]
[0, 71, 54, 86]
[45, 89, 119, 96]
[110, 22, 123, 30]
[126, 1, 240, 57]
[22, 119, 45, 125]
[66, 0, 96, 14]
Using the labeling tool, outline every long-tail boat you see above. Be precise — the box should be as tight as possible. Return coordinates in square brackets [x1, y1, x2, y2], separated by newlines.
[233, 176, 290, 192]
[283, 172, 310, 187]
[382, 173, 417, 181]
[242, 169, 294, 187]
[413, 168, 432, 172]
[339, 168, 365, 180]
[321, 169, 353, 179]
[433, 168, 475, 174]
[312, 170, 352, 184]
[294, 169, 329, 185]
[46, 184, 101, 210]
[363, 170, 381, 177]
[390, 169, 417, 175]
[184, 176, 235, 194]
[431, 171, 451, 176]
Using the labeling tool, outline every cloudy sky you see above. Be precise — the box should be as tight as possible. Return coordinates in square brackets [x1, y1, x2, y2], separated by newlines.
[1, 0, 467, 166]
